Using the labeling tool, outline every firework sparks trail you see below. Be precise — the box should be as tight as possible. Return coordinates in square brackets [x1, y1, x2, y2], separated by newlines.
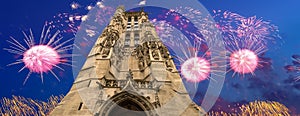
[210, 10, 281, 77]
[239, 101, 291, 116]
[0, 95, 64, 116]
[70, 2, 80, 10]
[4, 25, 74, 85]
[151, 7, 227, 83]
[95, 6, 115, 27]
[67, 1, 115, 50]
[151, 20, 225, 84]
[46, 13, 83, 36]
[151, 7, 279, 78]
[206, 101, 291, 116]
[213, 10, 281, 46]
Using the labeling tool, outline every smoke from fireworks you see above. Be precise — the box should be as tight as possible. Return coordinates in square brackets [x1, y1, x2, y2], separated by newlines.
[4, 25, 74, 84]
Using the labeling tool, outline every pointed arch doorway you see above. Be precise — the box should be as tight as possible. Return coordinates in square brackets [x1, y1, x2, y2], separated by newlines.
[108, 99, 147, 116]
[97, 91, 157, 116]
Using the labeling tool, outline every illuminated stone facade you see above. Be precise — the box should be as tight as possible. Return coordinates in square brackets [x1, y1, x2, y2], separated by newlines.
[50, 6, 204, 116]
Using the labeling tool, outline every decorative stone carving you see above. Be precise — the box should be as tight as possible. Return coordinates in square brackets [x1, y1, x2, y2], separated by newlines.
[101, 47, 111, 57]
[101, 28, 109, 37]
[166, 59, 173, 71]
[144, 54, 150, 66]
[106, 80, 113, 87]
[152, 48, 160, 60]
[116, 15, 124, 24]
[148, 82, 153, 88]
[136, 45, 143, 59]
[154, 92, 161, 108]
[138, 60, 144, 69]
[160, 46, 170, 59]
[120, 80, 126, 88]
[150, 41, 157, 49]
[107, 31, 119, 42]
[157, 42, 163, 48]
[141, 82, 146, 88]
[113, 81, 118, 87]
[126, 69, 133, 79]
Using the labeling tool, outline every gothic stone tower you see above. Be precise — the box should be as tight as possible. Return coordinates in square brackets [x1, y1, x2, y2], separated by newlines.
[50, 6, 204, 116]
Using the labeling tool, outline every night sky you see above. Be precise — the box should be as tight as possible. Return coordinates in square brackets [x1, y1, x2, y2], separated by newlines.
[0, 0, 299, 114]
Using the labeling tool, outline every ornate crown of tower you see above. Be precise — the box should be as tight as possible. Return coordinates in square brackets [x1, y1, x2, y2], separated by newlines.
[50, 6, 204, 116]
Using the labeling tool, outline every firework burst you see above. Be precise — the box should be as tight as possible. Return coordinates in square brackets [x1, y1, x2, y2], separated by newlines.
[4, 25, 74, 85]
[149, 6, 227, 85]
[181, 57, 211, 82]
[226, 38, 267, 77]
[151, 20, 225, 83]
[229, 49, 258, 74]
[212, 10, 279, 77]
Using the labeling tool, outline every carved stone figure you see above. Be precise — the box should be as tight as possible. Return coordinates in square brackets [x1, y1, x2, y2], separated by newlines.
[150, 41, 157, 48]
[160, 46, 170, 59]
[144, 54, 150, 66]
[138, 60, 144, 69]
[166, 59, 173, 71]
[152, 49, 160, 60]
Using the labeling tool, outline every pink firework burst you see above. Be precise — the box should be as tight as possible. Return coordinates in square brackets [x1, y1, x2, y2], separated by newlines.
[5, 25, 74, 85]
[151, 20, 226, 84]
[181, 57, 210, 82]
[226, 38, 267, 77]
[23, 45, 60, 73]
[229, 49, 258, 74]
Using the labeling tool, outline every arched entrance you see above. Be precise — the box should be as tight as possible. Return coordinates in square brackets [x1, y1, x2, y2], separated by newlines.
[97, 91, 157, 116]
[108, 99, 147, 116]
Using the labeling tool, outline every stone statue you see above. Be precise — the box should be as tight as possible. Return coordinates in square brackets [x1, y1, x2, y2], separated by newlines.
[138, 60, 144, 69]
[160, 46, 170, 58]
[102, 47, 110, 57]
[152, 49, 160, 60]
[166, 59, 173, 71]
[144, 54, 150, 66]
[150, 41, 157, 48]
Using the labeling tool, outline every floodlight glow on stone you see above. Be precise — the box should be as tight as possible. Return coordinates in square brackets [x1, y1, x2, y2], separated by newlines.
[181, 57, 210, 82]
